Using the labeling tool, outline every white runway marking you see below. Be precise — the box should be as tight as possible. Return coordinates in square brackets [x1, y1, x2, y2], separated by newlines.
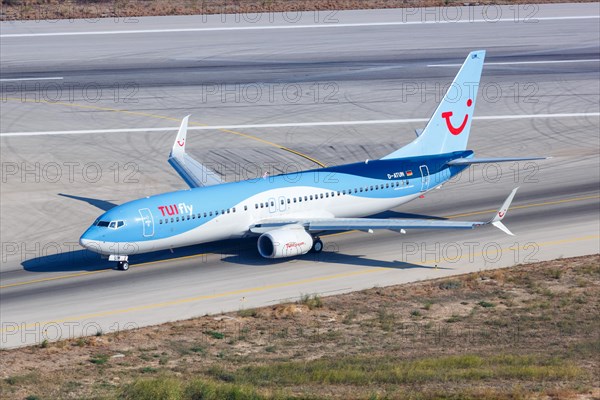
[0, 77, 63, 82]
[2, 112, 598, 137]
[429, 59, 600, 67]
[1, 16, 598, 38]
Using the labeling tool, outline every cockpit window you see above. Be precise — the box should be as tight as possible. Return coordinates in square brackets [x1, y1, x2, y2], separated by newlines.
[97, 220, 124, 229]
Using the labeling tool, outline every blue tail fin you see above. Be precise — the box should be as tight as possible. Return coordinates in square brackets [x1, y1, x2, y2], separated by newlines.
[382, 50, 486, 159]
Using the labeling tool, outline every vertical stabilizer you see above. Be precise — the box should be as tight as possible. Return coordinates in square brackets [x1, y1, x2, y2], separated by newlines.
[382, 50, 486, 159]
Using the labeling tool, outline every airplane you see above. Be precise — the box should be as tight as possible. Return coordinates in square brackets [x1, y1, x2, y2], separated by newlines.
[79, 50, 545, 270]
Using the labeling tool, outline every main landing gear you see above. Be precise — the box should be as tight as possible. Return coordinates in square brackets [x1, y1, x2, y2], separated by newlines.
[117, 261, 130, 271]
[312, 237, 323, 253]
[109, 255, 130, 271]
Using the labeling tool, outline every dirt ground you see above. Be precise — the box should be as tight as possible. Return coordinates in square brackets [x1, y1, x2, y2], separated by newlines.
[0, 0, 589, 21]
[1, 254, 598, 399]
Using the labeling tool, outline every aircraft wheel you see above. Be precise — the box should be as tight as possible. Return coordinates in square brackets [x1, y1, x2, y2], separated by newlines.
[312, 238, 323, 253]
[117, 261, 130, 271]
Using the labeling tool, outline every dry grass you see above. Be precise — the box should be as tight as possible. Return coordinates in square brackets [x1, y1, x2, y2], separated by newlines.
[0, 254, 598, 399]
[0, 0, 591, 21]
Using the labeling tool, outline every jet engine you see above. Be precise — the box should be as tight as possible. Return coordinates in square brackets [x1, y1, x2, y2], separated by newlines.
[257, 227, 313, 258]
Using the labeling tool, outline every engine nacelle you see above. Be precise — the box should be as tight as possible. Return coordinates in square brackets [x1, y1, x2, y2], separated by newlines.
[257, 227, 313, 259]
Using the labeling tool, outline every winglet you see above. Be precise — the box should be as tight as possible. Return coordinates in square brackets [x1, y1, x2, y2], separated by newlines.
[491, 187, 519, 223]
[488, 187, 519, 235]
[171, 115, 190, 159]
[167, 115, 225, 188]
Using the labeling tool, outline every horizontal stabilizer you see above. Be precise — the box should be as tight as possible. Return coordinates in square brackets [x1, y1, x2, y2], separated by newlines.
[168, 116, 224, 188]
[447, 157, 547, 166]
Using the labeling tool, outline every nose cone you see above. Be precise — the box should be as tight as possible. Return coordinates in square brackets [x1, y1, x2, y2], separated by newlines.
[79, 227, 103, 254]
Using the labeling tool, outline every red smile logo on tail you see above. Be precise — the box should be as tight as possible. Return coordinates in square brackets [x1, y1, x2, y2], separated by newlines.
[441, 99, 472, 135]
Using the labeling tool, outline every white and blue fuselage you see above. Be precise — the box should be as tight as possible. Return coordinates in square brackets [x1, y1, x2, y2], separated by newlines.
[80, 151, 471, 256]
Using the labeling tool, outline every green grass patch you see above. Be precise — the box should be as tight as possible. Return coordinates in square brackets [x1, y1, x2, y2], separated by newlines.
[238, 308, 258, 318]
[446, 314, 463, 323]
[190, 345, 205, 354]
[215, 354, 582, 386]
[204, 330, 225, 340]
[89, 353, 110, 365]
[439, 280, 462, 290]
[299, 293, 323, 310]
[478, 301, 496, 308]
[4, 373, 39, 386]
[122, 375, 266, 400]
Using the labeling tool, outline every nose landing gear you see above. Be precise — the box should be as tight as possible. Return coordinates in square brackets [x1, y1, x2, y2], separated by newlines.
[109, 255, 130, 271]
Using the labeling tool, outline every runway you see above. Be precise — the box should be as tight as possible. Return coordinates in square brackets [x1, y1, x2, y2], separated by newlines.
[1, 3, 599, 348]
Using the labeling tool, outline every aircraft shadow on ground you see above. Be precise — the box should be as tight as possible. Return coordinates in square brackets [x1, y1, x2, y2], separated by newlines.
[21, 236, 449, 273]
[221, 250, 449, 270]
[58, 193, 118, 212]
[21, 238, 256, 273]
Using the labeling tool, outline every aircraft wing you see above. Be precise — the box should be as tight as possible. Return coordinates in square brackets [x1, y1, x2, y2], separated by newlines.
[252, 188, 519, 236]
[168, 116, 224, 188]
[447, 157, 547, 165]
